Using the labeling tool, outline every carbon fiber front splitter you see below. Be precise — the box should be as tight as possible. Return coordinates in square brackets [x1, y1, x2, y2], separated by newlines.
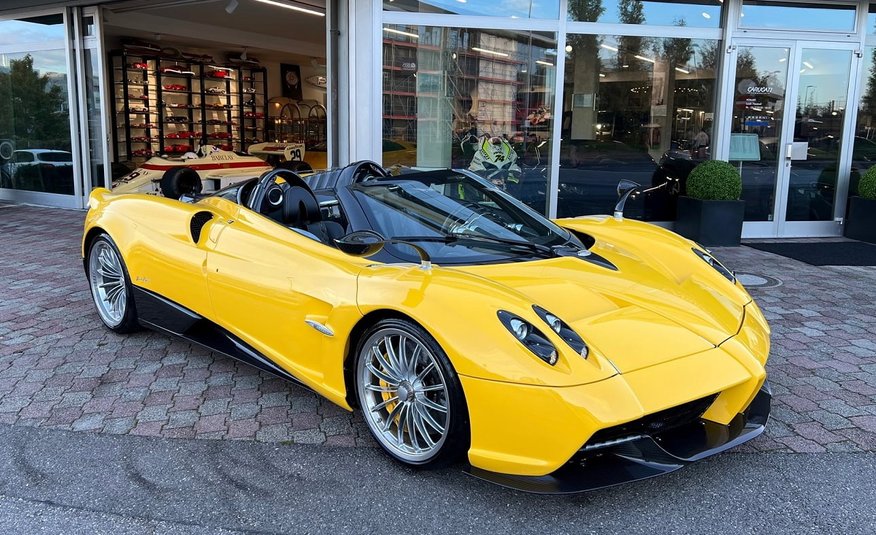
[465, 382, 772, 495]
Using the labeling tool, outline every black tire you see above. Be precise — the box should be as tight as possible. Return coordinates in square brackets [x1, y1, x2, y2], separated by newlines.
[86, 233, 139, 333]
[159, 167, 202, 199]
[276, 160, 313, 173]
[355, 318, 470, 469]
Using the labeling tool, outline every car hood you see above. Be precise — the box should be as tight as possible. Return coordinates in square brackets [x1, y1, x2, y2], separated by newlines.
[450, 236, 749, 374]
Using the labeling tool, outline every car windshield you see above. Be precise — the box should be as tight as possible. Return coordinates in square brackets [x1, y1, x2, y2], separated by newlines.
[350, 170, 579, 264]
[37, 152, 72, 162]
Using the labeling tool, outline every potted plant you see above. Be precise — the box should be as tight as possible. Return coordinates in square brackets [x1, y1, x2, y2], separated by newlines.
[845, 165, 876, 244]
[674, 160, 745, 247]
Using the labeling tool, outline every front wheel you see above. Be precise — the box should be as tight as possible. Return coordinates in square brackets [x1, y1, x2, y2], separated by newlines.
[87, 234, 139, 333]
[356, 319, 469, 468]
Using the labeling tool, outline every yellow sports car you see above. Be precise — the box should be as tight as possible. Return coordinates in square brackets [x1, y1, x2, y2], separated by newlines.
[82, 161, 771, 494]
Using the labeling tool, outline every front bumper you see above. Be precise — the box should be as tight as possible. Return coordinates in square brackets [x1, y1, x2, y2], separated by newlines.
[466, 382, 771, 494]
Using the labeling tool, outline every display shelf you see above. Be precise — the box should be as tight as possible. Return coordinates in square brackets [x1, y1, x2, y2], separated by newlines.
[111, 49, 269, 160]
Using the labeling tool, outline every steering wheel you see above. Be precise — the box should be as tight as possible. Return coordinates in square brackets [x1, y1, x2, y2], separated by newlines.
[339, 160, 390, 185]
[247, 168, 305, 214]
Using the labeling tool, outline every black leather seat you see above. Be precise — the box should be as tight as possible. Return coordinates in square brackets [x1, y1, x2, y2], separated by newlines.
[281, 185, 344, 244]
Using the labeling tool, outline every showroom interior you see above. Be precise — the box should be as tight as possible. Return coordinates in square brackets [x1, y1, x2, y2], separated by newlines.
[3, 0, 876, 239]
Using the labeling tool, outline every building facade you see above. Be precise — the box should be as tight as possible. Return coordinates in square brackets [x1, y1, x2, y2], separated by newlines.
[3, 0, 876, 238]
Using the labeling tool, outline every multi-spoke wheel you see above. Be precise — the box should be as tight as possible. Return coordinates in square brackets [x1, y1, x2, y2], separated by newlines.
[356, 319, 469, 468]
[87, 234, 139, 333]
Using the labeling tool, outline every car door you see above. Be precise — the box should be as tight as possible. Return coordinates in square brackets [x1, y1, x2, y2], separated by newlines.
[122, 197, 235, 322]
[204, 207, 361, 388]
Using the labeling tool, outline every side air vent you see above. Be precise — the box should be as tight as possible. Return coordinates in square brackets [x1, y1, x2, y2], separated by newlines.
[190, 211, 214, 243]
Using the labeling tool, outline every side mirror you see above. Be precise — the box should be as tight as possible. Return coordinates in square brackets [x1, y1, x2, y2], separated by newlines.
[614, 180, 643, 220]
[334, 230, 433, 271]
[334, 230, 386, 257]
[616, 179, 640, 198]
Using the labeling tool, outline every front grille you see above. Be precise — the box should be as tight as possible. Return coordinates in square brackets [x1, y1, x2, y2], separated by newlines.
[583, 394, 718, 448]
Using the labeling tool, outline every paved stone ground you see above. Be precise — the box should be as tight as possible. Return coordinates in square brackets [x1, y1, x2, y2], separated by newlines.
[0, 204, 874, 453]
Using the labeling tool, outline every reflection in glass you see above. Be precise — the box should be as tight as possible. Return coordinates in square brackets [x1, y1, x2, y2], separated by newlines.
[0, 50, 73, 195]
[786, 49, 851, 222]
[568, 0, 722, 27]
[740, 1, 856, 32]
[869, 5, 876, 36]
[851, 47, 876, 198]
[558, 35, 719, 220]
[384, 0, 560, 19]
[85, 49, 107, 189]
[730, 46, 788, 222]
[382, 26, 557, 214]
[0, 15, 65, 46]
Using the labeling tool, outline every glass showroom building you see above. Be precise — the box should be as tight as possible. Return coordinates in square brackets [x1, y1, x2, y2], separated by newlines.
[3, 0, 876, 238]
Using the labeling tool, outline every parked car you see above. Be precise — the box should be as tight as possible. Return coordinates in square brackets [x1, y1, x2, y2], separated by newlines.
[1, 149, 74, 193]
[83, 161, 771, 493]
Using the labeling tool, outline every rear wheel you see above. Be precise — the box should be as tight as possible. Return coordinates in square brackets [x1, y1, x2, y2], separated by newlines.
[159, 167, 202, 199]
[355, 318, 469, 468]
[87, 234, 139, 333]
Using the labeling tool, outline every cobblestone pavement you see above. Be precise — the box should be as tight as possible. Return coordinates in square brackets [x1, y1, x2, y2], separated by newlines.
[0, 204, 874, 453]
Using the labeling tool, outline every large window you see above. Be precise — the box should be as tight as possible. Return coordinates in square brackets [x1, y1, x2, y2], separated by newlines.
[385, 0, 560, 19]
[0, 15, 74, 195]
[852, 47, 876, 200]
[382, 25, 558, 214]
[557, 34, 719, 220]
[567, 0, 723, 28]
[739, 1, 857, 33]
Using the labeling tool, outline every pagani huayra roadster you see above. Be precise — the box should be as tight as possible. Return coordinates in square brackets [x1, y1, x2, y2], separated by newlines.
[82, 161, 771, 494]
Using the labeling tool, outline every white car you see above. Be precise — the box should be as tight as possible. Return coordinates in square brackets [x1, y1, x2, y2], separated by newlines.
[1, 149, 73, 191]
[112, 144, 310, 198]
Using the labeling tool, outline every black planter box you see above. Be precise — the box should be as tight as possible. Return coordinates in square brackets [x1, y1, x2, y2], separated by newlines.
[845, 196, 876, 244]
[675, 196, 745, 247]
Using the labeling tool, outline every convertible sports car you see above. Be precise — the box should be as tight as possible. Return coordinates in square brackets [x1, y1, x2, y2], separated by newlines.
[82, 161, 771, 493]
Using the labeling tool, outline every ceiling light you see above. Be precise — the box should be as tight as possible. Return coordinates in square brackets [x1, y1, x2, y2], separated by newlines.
[702, 12, 711, 19]
[254, 0, 325, 16]
[599, 73, 606, 77]
[384, 27, 419, 39]
[600, 44, 618, 52]
[472, 47, 509, 57]
[675, 67, 690, 74]
[803, 61, 814, 69]
[779, 57, 786, 62]
[536, 60, 554, 67]
[565, 45, 573, 53]
[635, 54, 656, 63]
[225, 0, 238, 14]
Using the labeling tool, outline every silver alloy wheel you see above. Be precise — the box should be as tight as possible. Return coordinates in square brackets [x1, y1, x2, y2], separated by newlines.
[357, 328, 450, 463]
[88, 239, 127, 328]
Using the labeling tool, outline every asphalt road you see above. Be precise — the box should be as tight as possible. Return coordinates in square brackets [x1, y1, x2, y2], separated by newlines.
[0, 424, 872, 534]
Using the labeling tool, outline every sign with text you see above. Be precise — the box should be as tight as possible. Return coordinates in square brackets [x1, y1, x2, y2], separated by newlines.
[729, 133, 761, 161]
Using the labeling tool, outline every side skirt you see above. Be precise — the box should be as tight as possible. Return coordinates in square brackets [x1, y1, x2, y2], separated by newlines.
[132, 286, 309, 389]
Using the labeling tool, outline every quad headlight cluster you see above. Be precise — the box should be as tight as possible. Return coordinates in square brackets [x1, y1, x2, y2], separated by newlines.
[497, 307, 589, 366]
[692, 247, 736, 284]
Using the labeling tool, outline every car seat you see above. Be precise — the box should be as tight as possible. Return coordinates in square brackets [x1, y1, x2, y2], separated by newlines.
[281, 183, 345, 244]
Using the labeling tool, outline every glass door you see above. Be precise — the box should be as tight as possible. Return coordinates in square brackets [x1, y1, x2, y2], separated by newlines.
[780, 45, 856, 237]
[727, 40, 858, 238]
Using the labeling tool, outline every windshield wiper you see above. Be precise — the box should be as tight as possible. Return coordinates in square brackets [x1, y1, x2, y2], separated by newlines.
[391, 234, 556, 258]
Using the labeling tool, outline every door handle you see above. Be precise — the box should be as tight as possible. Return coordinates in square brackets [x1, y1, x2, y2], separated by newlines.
[785, 143, 793, 160]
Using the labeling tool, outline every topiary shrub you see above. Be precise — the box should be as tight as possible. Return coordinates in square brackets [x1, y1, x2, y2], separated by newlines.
[686, 160, 742, 201]
[859, 166, 876, 200]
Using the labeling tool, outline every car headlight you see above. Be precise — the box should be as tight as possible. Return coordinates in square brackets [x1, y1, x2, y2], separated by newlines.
[692, 247, 735, 283]
[532, 306, 589, 358]
[497, 310, 558, 365]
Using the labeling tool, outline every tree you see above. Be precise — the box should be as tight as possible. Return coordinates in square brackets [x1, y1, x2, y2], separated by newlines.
[618, 0, 646, 69]
[0, 54, 69, 150]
